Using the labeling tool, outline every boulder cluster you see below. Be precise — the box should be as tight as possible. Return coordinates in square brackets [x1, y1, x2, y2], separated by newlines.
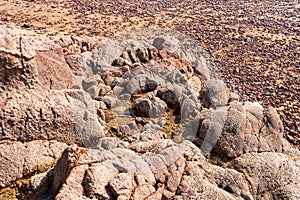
[0, 27, 299, 200]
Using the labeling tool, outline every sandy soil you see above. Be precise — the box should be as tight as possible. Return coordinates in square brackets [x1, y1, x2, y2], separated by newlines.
[0, 0, 299, 145]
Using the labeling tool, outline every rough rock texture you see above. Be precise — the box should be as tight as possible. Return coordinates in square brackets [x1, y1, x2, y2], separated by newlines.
[0, 140, 68, 199]
[32, 139, 300, 200]
[130, 97, 168, 118]
[0, 90, 76, 143]
[0, 27, 102, 144]
[1, 27, 300, 200]
[231, 152, 300, 199]
[0, 27, 103, 198]
[0, 140, 67, 188]
[195, 101, 285, 158]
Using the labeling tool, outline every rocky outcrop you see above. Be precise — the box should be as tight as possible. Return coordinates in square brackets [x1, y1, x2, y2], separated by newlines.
[231, 152, 300, 199]
[0, 27, 102, 144]
[0, 140, 67, 188]
[0, 27, 299, 199]
[31, 140, 247, 199]
[0, 27, 102, 198]
[31, 139, 300, 200]
[195, 102, 284, 158]
[0, 90, 76, 143]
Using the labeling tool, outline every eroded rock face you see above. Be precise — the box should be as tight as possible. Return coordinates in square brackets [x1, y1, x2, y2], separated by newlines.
[231, 152, 300, 200]
[1, 27, 300, 200]
[0, 27, 102, 198]
[32, 141, 254, 200]
[157, 89, 180, 110]
[0, 140, 67, 189]
[32, 139, 300, 200]
[130, 97, 168, 118]
[195, 101, 284, 158]
[0, 90, 77, 143]
[0, 28, 102, 145]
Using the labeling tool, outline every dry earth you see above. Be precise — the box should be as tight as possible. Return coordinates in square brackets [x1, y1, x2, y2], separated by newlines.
[0, 0, 299, 145]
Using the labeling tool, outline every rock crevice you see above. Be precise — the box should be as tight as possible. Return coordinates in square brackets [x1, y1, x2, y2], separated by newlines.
[0, 27, 299, 199]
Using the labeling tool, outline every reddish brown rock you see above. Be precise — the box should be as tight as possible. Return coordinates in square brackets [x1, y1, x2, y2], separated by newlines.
[34, 140, 260, 200]
[197, 101, 284, 158]
[1, 27, 300, 200]
[0, 140, 67, 188]
[35, 48, 74, 90]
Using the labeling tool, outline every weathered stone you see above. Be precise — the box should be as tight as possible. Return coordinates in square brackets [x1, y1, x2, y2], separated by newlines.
[112, 57, 125, 66]
[132, 185, 156, 199]
[231, 152, 300, 199]
[128, 49, 139, 63]
[1, 27, 300, 200]
[205, 79, 230, 108]
[113, 85, 124, 96]
[142, 77, 158, 93]
[0, 89, 79, 143]
[55, 164, 89, 200]
[156, 89, 180, 110]
[32, 137, 300, 200]
[130, 97, 167, 118]
[194, 56, 210, 80]
[136, 48, 149, 63]
[102, 96, 121, 109]
[49, 145, 86, 197]
[187, 76, 202, 96]
[120, 51, 132, 65]
[97, 83, 112, 97]
[109, 173, 136, 199]
[152, 36, 180, 52]
[196, 101, 284, 159]
[83, 163, 119, 199]
[0, 140, 67, 188]
[180, 98, 200, 121]
[35, 48, 74, 90]
[229, 92, 240, 102]
[0, 141, 25, 188]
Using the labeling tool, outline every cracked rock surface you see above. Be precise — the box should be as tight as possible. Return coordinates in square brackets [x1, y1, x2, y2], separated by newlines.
[33, 139, 300, 200]
[0, 27, 300, 199]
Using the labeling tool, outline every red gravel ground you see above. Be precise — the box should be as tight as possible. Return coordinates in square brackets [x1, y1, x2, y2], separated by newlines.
[0, 0, 299, 146]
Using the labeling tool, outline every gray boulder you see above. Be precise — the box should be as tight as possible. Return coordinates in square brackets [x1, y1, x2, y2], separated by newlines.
[205, 79, 230, 108]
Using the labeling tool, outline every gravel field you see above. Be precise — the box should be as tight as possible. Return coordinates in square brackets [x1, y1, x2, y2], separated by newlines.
[0, 0, 299, 146]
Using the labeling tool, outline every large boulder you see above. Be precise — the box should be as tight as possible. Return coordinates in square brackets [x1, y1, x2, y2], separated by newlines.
[200, 79, 230, 108]
[0, 140, 67, 188]
[231, 152, 300, 200]
[0, 26, 104, 198]
[130, 97, 168, 118]
[196, 101, 284, 158]
[0, 28, 90, 144]
[0, 89, 78, 143]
